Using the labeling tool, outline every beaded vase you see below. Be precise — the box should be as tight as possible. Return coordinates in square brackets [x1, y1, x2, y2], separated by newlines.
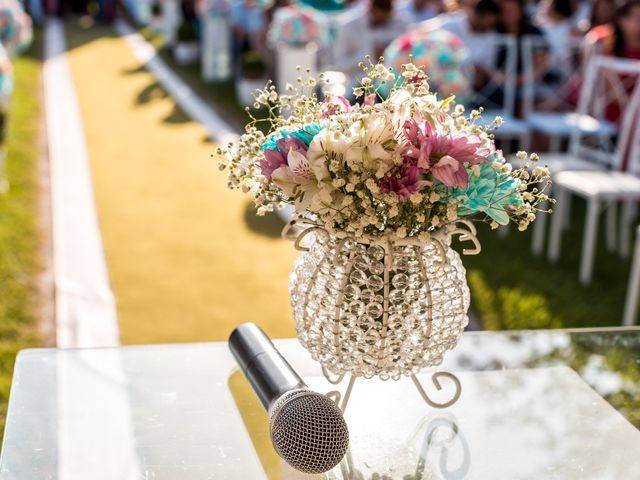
[289, 228, 471, 381]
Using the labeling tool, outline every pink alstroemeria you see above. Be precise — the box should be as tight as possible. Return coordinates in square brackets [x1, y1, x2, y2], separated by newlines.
[402, 119, 489, 189]
[259, 137, 307, 181]
[380, 165, 431, 200]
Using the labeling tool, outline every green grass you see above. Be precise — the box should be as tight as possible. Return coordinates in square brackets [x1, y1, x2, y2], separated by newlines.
[0, 33, 43, 436]
[463, 199, 633, 329]
[135, 25, 633, 331]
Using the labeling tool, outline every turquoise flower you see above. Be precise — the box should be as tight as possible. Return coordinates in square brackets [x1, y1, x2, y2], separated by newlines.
[262, 123, 324, 151]
[448, 156, 522, 225]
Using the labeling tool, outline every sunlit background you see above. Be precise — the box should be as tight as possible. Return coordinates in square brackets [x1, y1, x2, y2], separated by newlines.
[0, 0, 639, 436]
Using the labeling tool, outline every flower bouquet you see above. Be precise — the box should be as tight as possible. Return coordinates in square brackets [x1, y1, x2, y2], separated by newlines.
[218, 59, 551, 406]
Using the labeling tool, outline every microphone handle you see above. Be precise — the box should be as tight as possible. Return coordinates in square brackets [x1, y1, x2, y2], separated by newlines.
[229, 323, 306, 411]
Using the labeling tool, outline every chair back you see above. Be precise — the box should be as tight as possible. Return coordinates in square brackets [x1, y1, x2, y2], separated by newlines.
[619, 78, 640, 175]
[521, 35, 592, 117]
[315, 6, 372, 72]
[568, 55, 640, 168]
[468, 34, 517, 117]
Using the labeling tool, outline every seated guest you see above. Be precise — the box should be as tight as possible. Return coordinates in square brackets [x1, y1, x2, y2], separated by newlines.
[419, 0, 501, 69]
[370, 0, 408, 56]
[588, 0, 616, 32]
[537, 0, 577, 62]
[231, 0, 268, 54]
[588, 0, 640, 127]
[396, 0, 444, 25]
[589, 0, 640, 60]
[496, 0, 548, 84]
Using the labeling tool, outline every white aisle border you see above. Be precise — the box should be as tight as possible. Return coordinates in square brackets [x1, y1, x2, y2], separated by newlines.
[44, 19, 120, 348]
[114, 20, 295, 222]
[44, 20, 142, 480]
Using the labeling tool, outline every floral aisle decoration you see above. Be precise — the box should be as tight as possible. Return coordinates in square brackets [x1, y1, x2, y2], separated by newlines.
[267, 5, 321, 49]
[268, 5, 322, 103]
[383, 29, 470, 101]
[218, 59, 552, 409]
[0, 0, 32, 57]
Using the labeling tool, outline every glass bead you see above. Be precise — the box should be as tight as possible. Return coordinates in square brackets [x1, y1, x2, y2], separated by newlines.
[343, 284, 360, 301]
[366, 302, 383, 318]
[391, 273, 408, 290]
[367, 275, 384, 291]
[353, 255, 369, 271]
[367, 245, 385, 261]
[388, 289, 404, 305]
[369, 261, 385, 275]
[350, 270, 367, 286]
[360, 289, 376, 304]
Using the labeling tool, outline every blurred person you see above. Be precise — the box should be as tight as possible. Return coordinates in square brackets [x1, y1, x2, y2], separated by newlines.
[396, 0, 444, 25]
[584, 0, 640, 146]
[589, 0, 616, 30]
[370, 0, 408, 56]
[537, 0, 577, 62]
[589, 0, 640, 59]
[496, 0, 548, 78]
[470, 0, 549, 112]
[420, 0, 501, 68]
[231, 0, 267, 55]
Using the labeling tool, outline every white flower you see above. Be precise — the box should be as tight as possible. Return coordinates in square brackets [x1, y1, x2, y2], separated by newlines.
[409, 193, 422, 204]
[533, 166, 549, 177]
[343, 112, 395, 175]
[516, 151, 527, 160]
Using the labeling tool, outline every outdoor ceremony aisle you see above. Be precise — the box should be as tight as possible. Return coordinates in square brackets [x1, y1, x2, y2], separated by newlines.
[64, 22, 297, 344]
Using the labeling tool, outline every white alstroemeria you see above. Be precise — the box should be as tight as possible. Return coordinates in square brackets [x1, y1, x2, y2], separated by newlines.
[342, 111, 395, 175]
[388, 89, 413, 125]
[272, 149, 329, 210]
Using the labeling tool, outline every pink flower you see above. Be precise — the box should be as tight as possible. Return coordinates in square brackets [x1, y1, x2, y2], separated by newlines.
[401, 119, 489, 189]
[259, 137, 307, 181]
[380, 165, 431, 200]
[321, 96, 352, 118]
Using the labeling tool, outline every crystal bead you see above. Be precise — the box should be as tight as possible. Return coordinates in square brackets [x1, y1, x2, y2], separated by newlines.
[367, 275, 384, 291]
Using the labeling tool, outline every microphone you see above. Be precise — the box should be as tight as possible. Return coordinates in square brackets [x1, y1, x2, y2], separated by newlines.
[229, 323, 349, 474]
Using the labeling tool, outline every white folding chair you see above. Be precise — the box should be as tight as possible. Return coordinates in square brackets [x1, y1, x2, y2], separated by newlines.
[315, 4, 373, 85]
[521, 36, 612, 152]
[623, 224, 640, 326]
[470, 34, 531, 152]
[530, 54, 631, 255]
[548, 61, 640, 284]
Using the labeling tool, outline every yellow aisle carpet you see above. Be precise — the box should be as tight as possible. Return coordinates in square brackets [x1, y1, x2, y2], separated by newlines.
[65, 24, 297, 344]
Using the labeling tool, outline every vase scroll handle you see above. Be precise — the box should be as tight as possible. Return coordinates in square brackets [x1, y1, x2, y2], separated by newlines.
[411, 372, 462, 409]
[449, 220, 481, 256]
[281, 223, 329, 252]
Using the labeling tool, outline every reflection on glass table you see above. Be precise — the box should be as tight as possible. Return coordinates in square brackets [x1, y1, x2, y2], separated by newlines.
[1, 328, 639, 479]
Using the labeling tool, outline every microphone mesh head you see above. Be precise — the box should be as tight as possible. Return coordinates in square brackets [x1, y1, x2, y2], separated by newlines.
[269, 389, 349, 474]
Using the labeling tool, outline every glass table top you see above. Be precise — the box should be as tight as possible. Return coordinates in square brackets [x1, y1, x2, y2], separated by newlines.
[1, 327, 639, 479]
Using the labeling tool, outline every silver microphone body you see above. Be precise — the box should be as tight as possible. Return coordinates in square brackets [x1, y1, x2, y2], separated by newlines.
[228, 323, 306, 411]
[228, 323, 349, 474]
